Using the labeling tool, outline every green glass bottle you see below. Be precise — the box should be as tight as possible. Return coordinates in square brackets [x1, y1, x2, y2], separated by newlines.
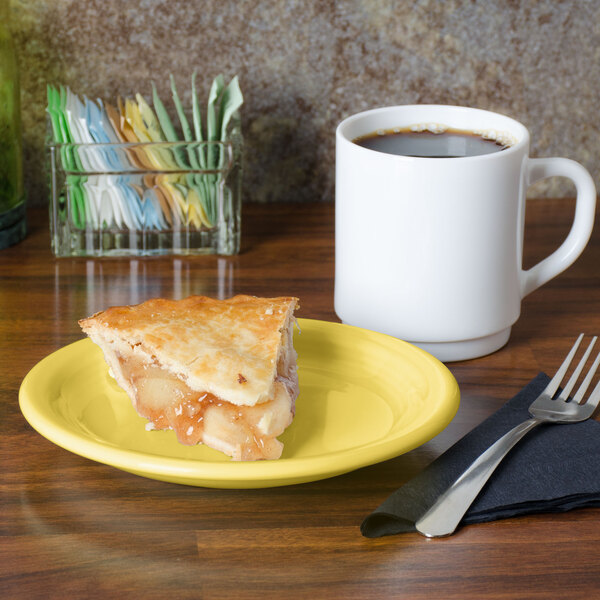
[0, 0, 26, 249]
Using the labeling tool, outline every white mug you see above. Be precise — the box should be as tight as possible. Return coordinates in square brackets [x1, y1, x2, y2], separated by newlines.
[335, 105, 596, 361]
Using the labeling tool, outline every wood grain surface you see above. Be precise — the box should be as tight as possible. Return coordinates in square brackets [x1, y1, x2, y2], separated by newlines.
[2, 200, 599, 599]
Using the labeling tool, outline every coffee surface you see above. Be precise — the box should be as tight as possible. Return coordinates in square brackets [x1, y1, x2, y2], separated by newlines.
[353, 127, 510, 158]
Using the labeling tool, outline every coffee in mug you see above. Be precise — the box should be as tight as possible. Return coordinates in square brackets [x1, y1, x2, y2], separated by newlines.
[335, 105, 596, 362]
[353, 126, 511, 158]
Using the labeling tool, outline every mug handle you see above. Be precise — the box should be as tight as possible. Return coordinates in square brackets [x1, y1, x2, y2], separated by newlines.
[520, 157, 596, 298]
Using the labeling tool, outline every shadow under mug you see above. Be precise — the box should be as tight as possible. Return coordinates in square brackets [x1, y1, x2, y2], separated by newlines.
[334, 105, 596, 362]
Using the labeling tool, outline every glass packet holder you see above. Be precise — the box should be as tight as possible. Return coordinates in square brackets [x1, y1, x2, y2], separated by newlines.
[48, 140, 242, 257]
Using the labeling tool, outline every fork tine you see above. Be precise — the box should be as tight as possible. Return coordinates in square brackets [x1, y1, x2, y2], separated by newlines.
[543, 333, 584, 398]
[572, 349, 600, 404]
[581, 376, 600, 410]
[558, 336, 597, 401]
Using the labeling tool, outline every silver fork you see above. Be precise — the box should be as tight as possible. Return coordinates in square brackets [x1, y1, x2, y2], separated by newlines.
[416, 334, 600, 538]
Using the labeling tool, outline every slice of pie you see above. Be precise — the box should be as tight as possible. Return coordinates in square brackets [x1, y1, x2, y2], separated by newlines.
[79, 295, 299, 461]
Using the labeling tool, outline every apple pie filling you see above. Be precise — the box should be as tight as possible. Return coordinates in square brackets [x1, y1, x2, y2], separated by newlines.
[115, 351, 295, 461]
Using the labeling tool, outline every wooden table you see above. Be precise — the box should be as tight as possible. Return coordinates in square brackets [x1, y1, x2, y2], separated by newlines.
[2, 200, 599, 599]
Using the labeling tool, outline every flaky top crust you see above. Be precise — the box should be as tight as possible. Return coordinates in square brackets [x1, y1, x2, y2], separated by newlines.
[79, 295, 298, 407]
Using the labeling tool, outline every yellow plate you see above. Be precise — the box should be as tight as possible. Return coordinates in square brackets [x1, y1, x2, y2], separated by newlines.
[19, 319, 459, 488]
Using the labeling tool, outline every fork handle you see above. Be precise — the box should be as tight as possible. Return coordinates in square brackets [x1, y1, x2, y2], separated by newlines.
[415, 417, 542, 538]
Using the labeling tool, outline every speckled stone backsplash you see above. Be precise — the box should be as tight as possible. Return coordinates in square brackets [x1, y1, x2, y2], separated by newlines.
[10, 0, 600, 205]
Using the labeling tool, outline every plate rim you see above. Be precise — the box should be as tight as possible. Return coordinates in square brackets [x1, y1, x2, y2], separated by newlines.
[19, 318, 460, 488]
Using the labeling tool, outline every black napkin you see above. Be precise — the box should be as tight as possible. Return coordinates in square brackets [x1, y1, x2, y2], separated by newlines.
[361, 373, 600, 537]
